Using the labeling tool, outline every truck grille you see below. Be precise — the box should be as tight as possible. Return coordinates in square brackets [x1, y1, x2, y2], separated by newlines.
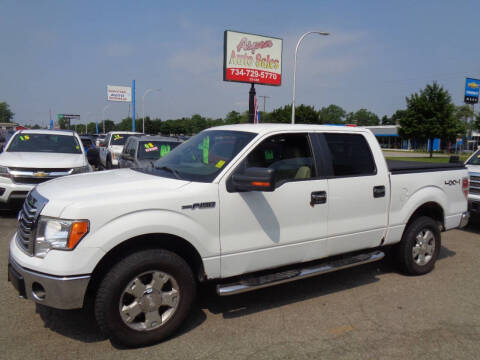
[16, 190, 48, 255]
[470, 175, 480, 195]
[9, 167, 73, 185]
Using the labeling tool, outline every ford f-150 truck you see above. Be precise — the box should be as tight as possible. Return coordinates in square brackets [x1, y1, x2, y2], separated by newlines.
[8, 124, 469, 347]
[465, 148, 480, 215]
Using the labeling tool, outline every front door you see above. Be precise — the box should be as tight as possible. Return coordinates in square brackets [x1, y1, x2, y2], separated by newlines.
[219, 133, 329, 278]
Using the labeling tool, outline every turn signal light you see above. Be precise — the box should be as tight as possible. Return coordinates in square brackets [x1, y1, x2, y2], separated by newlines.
[68, 221, 89, 249]
[251, 181, 271, 187]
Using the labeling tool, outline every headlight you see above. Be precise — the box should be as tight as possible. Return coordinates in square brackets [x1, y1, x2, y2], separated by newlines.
[34, 217, 89, 258]
[0, 166, 10, 178]
[71, 165, 91, 174]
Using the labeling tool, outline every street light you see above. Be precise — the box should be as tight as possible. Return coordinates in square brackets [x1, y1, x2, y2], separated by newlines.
[102, 104, 110, 133]
[142, 88, 161, 134]
[291, 31, 330, 124]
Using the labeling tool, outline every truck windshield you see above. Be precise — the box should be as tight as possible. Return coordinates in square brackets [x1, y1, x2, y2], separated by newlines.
[145, 130, 256, 182]
[137, 141, 180, 160]
[467, 149, 480, 165]
[7, 133, 82, 154]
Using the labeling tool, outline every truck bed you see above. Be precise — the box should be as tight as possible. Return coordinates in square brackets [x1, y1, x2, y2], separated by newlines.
[387, 159, 466, 174]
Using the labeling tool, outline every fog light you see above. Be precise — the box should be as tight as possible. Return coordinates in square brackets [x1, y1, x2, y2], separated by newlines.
[32, 282, 46, 301]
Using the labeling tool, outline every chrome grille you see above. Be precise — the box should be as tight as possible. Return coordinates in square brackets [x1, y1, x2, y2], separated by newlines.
[470, 174, 480, 195]
[16, 190, 48, 256]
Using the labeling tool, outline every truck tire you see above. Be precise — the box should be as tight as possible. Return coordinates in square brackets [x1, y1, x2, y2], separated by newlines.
[397, 216, 441, 275]
[94, 249, 196, 347]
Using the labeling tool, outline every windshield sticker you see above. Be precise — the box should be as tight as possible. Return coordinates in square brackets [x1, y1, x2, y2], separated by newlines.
[160, 144, 171, 157]
[215, 160, 226, 168]
[24, 135, 30, 140]
[75, 145, 80, 150]
[265, 149, 274, 161]
[113, 134, 123, 140]
[202, 136, 210, 164]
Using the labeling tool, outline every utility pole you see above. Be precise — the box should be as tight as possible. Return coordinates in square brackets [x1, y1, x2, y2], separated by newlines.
[258, 95, 270, 113]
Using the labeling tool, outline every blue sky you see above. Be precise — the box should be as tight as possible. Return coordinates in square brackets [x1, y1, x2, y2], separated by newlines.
[1, 0, 479, 127]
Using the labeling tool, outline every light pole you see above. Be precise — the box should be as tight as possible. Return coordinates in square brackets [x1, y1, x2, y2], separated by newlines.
[142, 88, 161, 134]
[291, 31, 330, 124]
[102, 104, 110, 133]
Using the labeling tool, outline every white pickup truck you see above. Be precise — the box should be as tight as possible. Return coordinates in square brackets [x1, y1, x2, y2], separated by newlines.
[98, 131, 141, 169]
[465, 148, 480, 215]
[8, 124, 469, 347]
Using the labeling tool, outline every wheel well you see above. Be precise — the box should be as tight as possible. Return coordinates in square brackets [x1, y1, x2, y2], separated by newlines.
[406, 202, 444, 230]
[84, 233, 205, 307]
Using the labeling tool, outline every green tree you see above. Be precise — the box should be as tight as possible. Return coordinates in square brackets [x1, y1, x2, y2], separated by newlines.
[346, 108, 379, 126]
[454, 104, 473, 137]
[399, 82, 462, 157]
[225, 111, 242, 124]
[103, 119, 115, 132]
[295, 105, 318, 124]
[318, 104, 346, 124]
[0, 102, 14, 123]
[474, 113, 480, 132]
[390, 109, 407, 125]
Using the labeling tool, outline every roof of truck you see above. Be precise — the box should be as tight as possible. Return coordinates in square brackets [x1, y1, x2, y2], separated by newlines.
[209, 123, 370, 135]
[17, 129, 77, 136]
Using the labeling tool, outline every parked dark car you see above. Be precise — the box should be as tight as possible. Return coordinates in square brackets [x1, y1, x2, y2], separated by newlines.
[80, 135, 100, 167]
[118, 135, 182, 169]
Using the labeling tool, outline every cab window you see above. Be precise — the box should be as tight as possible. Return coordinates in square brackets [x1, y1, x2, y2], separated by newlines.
[242, 133, 315, 185]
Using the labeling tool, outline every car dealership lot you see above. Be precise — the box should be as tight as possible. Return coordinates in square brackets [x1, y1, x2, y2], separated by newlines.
[1, 210, 479, 359]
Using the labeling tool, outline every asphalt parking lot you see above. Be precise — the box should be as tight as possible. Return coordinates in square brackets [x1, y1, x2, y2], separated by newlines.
[1, 209, 480, 360]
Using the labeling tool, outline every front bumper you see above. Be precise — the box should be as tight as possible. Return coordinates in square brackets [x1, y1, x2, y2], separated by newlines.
[0, 179, 33, 204]
[468, 199, 480, 214]
[8, 255, 91, 310]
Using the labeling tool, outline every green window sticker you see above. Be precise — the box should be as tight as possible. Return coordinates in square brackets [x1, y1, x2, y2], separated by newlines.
[202, 136, 210, 164]
[265, 149, 274, 161]
[20, 135, 25, 141]
[160, 144, 171, 157]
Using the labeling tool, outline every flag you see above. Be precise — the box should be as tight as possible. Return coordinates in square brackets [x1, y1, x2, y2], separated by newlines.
[254, 96, 259, 124]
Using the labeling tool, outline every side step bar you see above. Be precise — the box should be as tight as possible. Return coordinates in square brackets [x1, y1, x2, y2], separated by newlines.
[217, 250, 384, 296]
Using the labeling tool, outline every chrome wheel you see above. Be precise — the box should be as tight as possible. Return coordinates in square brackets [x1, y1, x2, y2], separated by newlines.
[119, 271, 180, 331]
[412, 229, 435, 266]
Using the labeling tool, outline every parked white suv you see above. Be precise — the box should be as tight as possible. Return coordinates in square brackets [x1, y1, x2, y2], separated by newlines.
[0, 129, 91, 207]
[99, 131, 142, 169]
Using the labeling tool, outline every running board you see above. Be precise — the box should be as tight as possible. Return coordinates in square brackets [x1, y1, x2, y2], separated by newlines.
[217, 250, 384, 296]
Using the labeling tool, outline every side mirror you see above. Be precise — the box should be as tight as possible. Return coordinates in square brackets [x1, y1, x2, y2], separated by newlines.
[231, 167, 276, 192]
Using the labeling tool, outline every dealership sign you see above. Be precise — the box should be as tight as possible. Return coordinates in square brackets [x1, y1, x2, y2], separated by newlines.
[464, 78, 480, 104]
[107, 85, 132, 102]
[223, 30, 282, 86]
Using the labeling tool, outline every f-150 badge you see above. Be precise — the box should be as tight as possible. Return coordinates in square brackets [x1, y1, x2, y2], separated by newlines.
[182, 202, 216, 210]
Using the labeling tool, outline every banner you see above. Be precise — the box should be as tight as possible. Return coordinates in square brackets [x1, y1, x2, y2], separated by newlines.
[223, 30, 282, 86]
[107, 85, 132, 102]
[464, 78, 480, 104]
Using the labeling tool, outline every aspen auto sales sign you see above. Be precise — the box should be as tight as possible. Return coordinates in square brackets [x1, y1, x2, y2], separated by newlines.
[107, 85, 132, 102]
[224, 30, 282, 86]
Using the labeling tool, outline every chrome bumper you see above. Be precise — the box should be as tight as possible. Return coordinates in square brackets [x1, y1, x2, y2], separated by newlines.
[459, 211, 470, 228]
[8, 255, 91, 310]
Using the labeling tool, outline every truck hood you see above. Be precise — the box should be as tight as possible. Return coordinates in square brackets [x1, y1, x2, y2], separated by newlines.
[36, 168, 189, 205]
[0, 151, 86, 168]
[467, 164, 480, 174]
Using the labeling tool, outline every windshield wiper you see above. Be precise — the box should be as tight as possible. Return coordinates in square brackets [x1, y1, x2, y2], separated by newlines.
[155, 165, 182, 179]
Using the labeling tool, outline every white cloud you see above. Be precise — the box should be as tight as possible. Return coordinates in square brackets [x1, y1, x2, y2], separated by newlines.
[105, 42, 134, 57]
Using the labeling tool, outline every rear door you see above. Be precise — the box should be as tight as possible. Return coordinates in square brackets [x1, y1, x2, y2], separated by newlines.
[315, 132, 389, 255]
[218, 132, 329, 278]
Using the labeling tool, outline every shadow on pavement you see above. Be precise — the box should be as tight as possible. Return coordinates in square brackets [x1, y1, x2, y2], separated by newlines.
[35, 302, 207, 347]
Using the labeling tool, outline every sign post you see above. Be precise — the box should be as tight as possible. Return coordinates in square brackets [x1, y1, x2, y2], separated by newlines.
[132, 80, 136, 132]
[223, 30, 282, 123]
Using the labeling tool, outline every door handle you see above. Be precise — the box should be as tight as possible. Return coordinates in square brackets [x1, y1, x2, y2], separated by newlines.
[311, 191, 327, 206]
[373, 186, 386, 198]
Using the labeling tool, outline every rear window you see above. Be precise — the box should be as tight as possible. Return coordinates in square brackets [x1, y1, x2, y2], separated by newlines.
[110, 134, 136, 145]
[324, 133, 376, 176]
[138, 141, 180, 160]
[7, 133, 82, 154]
[81, 138, 93, 147]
